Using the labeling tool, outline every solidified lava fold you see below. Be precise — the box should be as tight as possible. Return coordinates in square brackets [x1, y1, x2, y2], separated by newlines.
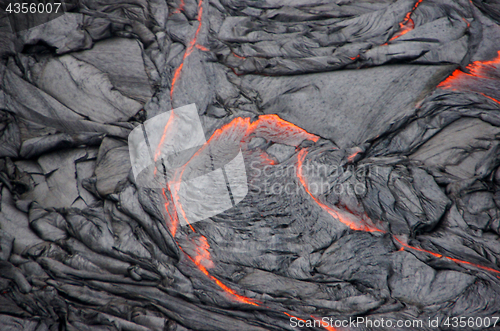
[1, 0, 500, 330]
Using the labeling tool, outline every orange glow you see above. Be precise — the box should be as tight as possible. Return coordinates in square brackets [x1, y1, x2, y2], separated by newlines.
[161, 188, 180, 236]
[172, 0, 185, 14]
[170, 180, 195, 233]
[160, 114, 318, 236]
[347, 151, 360, 162]
[170, 0, 204, 98]
[296, 150, 383, 233]
[438, 50, 500, 104]
[153, 110, 176, 176]
[170, 115, 318, 230]
[350, 55, 360, 61]
[389, 0, 423, 42]
[185, 252, 260, 306]
[283, 312, 307, 322]
[479, 93, 500, 104]
[193, 235, 214, 268]
[196, 44, 209, 51]
[232, 52, 246, 60]
[462, 18, 471, 28]
[394, 237, 500, 274]
[170, 63, 184, 98]
[156, 114, 319, 309]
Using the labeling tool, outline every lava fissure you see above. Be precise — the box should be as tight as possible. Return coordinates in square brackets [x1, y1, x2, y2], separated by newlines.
[438, 50, 500, 104]
[170, 0, 204, 99]
[296, 149, 500, 276]
[389, 0, 424, 42]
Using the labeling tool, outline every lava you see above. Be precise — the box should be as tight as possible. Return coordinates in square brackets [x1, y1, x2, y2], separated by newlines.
[232, 52, 246, 60]
[296, 149, 383, 233]
[183, 247, 260, 306]
[161, 188, 181, 236]
[296, 150, 500, 276]
[156, 113, 319, 313]
[438, 50, 500, 104]
[171, 0, 185, 14]
[170, 0, 204, 98]
[182, 235, 259, 306]
[166, 114, 318, 234]
[389, 0, 424, 42]
[347, 150, 360, 162]
[196, 44, 209, 51]
[153, 110, 176, 176]
[394, 237, 500, 274]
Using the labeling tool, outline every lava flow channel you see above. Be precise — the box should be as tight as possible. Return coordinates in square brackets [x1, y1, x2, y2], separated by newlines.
[296, 149, 500, 276]
[170, 0, 204, 98]
[163, 115, 341, 329]
[156, 114, 344, 328]
[438, 50, 500, 104]
[296, 149, 382, 233]
[389, 0, 424, 42]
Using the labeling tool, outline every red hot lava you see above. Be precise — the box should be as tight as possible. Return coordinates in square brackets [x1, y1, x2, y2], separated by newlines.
[157, 109, 499, 329]
[297, 149, 383, 233]
[171, 0, 185, 14]
[161, 0, 499, 319]
[170, 0, 204, 98]
[296, 149, 500, 276]
[438, 50, 500, 104]
[389, 0, 424, 42]
[156, 114, 322, 314]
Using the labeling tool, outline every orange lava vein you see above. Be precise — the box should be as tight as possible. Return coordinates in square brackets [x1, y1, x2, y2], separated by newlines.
[158, 115, 319, 310]
[170, 115, 318, 234]
[232, 52, 246, 59]
[161, 188, 180, 236]
[296, 150, 383, 233]
[347, 151, 360, 162]
[185, 251, 259, 306]
[394, 237, 500, 274]
[297, 150, 500, 275]
[438, 50, 500, 104]
[196, 44, 209, 51]
[153, 110, 176, 176]
[170, 0, 205, 98]
[172, 0, 185, 14]
[389, 0, 424, 42]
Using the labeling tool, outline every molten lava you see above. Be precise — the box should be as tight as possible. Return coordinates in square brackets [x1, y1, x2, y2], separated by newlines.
[438, 50, 500, 104]
[389, 0, 424, 42]
[156, 114, 319, 311]
[394, 237, 500, 274]
[296, 150, 500, 276]
[171, 0, 185, 14]
[296, 149, 383, 233]
[160, 6, 500, 316]
[232, 52, 246, 60]
[347, 150, 360, 162]
[161, 188, 181, 236]
[170, 0, 204, 98]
